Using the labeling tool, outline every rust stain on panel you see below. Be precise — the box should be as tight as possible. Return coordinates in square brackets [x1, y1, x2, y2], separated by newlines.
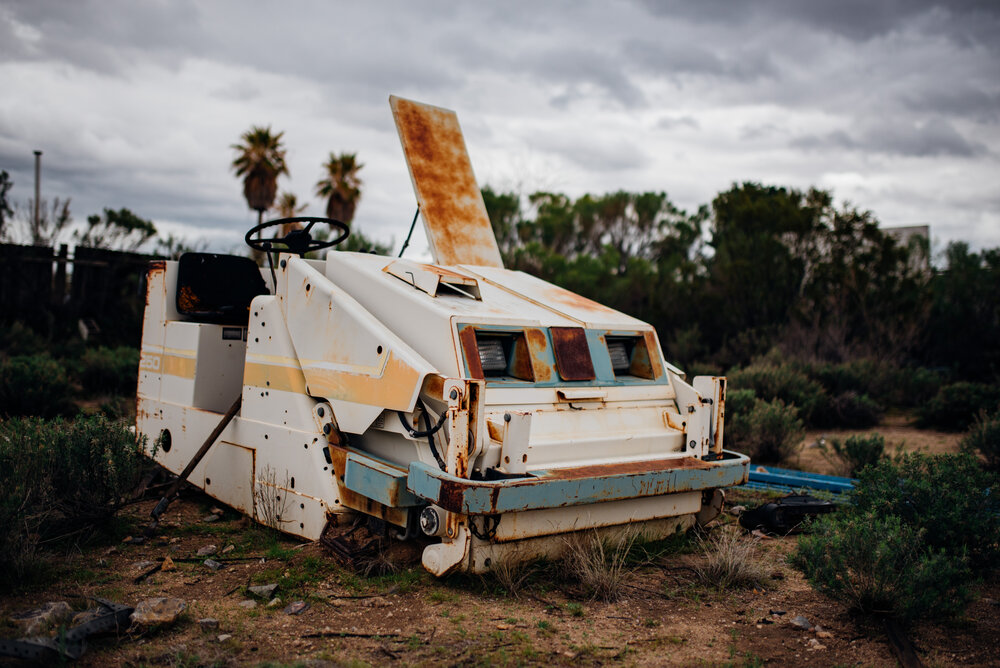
[541, 457, 712, 480]
[542, 283, 622, 317]
[642, 330, 665, 379]
[523, 327, 552, 382]
[390, 96, 503, 268]
[458, 327, 483, 379]
[550, 327, 595, 381]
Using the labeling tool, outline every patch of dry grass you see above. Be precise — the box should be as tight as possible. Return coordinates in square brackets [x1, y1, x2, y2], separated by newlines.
[694, 527, 768, 590]
[561, 529, 638, 602]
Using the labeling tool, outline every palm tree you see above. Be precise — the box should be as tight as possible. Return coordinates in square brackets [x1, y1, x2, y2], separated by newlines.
[231, 125, 289, 226]
[273, 191, 307, 236]
[315, 152, 363, 225]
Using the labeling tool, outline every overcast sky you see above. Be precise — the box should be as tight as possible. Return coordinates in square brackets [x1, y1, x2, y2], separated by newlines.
[1, 0, 997, 258]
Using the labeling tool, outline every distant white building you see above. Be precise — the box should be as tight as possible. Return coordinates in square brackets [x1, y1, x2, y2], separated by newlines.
[884, 224, 930, 270]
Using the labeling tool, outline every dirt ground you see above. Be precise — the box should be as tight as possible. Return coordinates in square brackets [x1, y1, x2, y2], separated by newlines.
[1, 419, 994, 668]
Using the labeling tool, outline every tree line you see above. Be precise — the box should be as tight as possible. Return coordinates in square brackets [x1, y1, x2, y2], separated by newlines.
[482, 184, 999, 382]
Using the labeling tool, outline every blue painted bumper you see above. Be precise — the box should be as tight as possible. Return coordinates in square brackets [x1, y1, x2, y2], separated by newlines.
[406, 451, 750, 515]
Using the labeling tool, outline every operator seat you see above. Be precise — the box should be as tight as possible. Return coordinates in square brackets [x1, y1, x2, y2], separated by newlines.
[175, 252, 268, 325]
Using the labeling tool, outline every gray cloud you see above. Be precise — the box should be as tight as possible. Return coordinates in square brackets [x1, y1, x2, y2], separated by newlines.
[791, 118, 988, 158]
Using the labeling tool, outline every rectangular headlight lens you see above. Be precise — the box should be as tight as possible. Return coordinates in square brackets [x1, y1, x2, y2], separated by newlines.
[477, 337, 507, 373]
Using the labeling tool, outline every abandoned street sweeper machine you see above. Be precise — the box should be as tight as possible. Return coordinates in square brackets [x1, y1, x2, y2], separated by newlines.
[136, 96, 748, 575]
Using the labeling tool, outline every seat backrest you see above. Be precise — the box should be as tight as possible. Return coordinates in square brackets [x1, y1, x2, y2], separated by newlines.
[176, 252, 268, 324]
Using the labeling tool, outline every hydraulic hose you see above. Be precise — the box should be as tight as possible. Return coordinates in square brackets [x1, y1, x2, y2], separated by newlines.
[397, 401, 447, 470]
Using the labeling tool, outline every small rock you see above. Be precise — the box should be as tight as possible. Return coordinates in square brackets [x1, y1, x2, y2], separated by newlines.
[239, 600, 257, 609]
[211, 506, 225, 515]
[769, 609, 787, 616]
[807, 638, 827, 650]
[728, 505, 746, 516]
[266, 597, 283, 608]
[131, 597, 186, 626]
[221, 544, 235, 555]
[199, 618, 220, 630]
[204, 559, 222, 571]
[496, 623, 510, 630]
[133, 560, 157, 570]
[169, 537, 180, 544]
[789, 615, 813, 631]
[217, 633, 232, 642]
[161, 555, 176, 572]
[104, 546, 119, 556]
[248, 583, 279, 599]
[816, 630, 833, 639]
[284, 601, 310, 615]
[202, 513, 221, 523]
[13, 601, 74, 635]
[196, 544, 218, 557]
[329, 599, 346, 607]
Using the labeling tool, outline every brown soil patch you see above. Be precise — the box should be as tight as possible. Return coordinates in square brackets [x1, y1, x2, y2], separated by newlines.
[1, 486, 997, 667]
[793, 413, 963, 476]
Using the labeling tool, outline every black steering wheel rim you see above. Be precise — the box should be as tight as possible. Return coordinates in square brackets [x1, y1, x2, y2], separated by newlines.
[244, 216, 350, 256]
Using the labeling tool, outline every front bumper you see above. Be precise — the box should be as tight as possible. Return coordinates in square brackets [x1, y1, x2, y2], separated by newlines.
[406, 450, 749, 515]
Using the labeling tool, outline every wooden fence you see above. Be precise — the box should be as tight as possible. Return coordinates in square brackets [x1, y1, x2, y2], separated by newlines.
[0, 243, 159, 345]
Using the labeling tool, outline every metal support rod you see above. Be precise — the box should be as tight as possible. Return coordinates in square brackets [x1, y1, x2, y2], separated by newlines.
[33, 150, 41, 230]
[146, 394, 243, 532]
[397, 206, 419, 257]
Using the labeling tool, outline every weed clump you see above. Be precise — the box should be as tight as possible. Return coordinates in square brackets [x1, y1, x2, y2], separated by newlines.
[561, 529, 638, 602]
[724, 390, 804, 463]
[963, 409, 1000, 471]
[0, 415, 145, 588]
[694, 528, 767, 590]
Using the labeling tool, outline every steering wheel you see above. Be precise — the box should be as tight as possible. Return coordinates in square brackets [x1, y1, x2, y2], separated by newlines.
[244, 216, 350, 257]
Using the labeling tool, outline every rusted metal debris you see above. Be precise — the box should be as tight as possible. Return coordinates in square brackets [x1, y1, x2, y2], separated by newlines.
[0, 598, 133, 663]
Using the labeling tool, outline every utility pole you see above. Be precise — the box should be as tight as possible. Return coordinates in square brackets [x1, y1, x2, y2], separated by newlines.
[33, 150, 42, 230]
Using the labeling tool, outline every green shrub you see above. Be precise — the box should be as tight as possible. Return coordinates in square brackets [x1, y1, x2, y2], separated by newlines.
[725, 396, 804, 463]
[727, 362, 829, 427]
[918, 381, 1000, 431]
[0, 415, 145, 588]
[962, 410, 1000, 471]
[793, 512, 972, 623]
[824, 433, 885, 477]
[806, 359, 942, 409]
[0, 322, 47, 356]
[77, 346, 140, 395]
[0, 354, 74, 418]
[825, 391, 882, 428]
[853, 453, 1000, 568]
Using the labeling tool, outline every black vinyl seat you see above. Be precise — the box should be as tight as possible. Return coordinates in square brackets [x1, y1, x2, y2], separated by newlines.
[175, 252, 268, 325]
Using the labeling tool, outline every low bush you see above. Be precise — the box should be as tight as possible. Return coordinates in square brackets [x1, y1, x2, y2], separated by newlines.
[0, 354, 74, 418]
[76, 346, 140, 395]
[824, 391, 882, 428]
[962, 410, 1000, 471]
[0, 415, 145, 588]
[853, 452, 1000, 567]
[823, 433, 885, 477]
[725, 395, 804, 463]
[806, 359, 943, 409]
[0, 322, 47, 356]
[917, 381, 1000, 431]
[728, 362, 829, 426]
[793, 452, 999, 625]
[793, 512, 972, 623]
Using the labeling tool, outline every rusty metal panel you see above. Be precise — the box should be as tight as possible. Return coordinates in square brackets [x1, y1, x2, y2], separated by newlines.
[407, 450, 750, 515]
[390, 95, 503, 268]
[550, 327, 596, 381]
